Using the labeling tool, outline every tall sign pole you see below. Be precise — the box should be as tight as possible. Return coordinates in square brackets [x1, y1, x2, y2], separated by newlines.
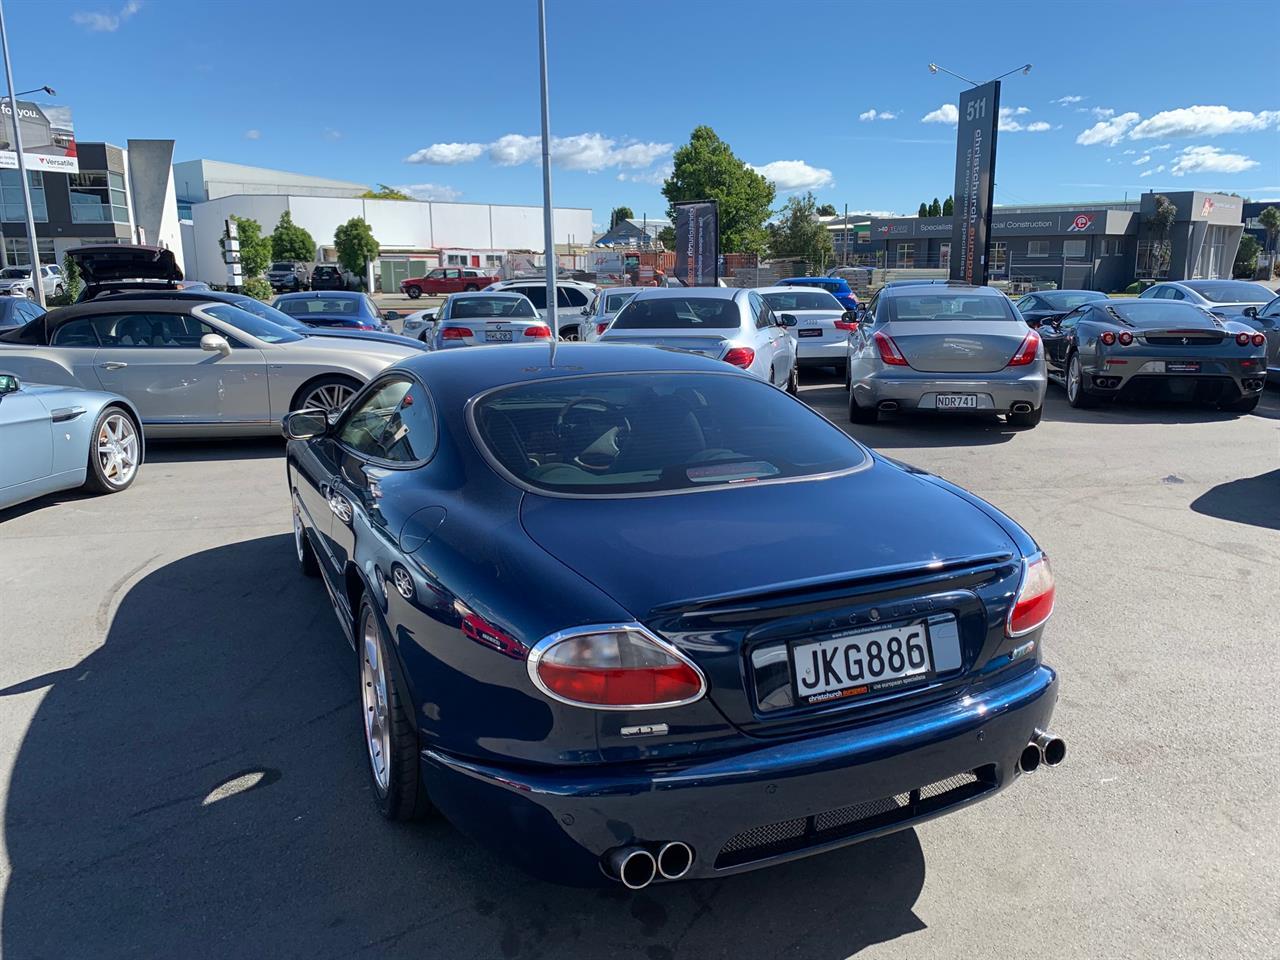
[949, 79, 1000, 286]
[536, 0, 558, 359]
[0, 0, 46, 307]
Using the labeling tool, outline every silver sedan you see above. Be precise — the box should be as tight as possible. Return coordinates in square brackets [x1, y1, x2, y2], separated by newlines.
[0, 298, 418, 437]
[429, 291, 550, 349]
[847, 283, 1046, 428]
[581, 286, 644, 341]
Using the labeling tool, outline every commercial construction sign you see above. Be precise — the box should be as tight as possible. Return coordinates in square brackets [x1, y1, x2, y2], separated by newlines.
[674, 200, 718, 286]
[949, 81, 999, 284]
[0, 100, 79, 173]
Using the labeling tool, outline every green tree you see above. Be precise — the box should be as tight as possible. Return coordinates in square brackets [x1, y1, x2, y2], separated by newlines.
[657, 225, 676, 249]
[359, 184, 412, 200]
[942, 195, 954, 216]
[1259, 205, 1280, 254]
[928, 197, 942, 217]
[1233, 234, 1260, 278]
[918, 202, 929, 218]
[816, 202, 838, 217]
[662, 126, 775, 255]
[270, 210, 317, 262]
[1144, 194, 1178, 275]
[768, 191, 834, 267]
[60, 251, 82, 302]
[241, 276, 274, 301]
[220, 215, 271, 279]
[609, 205, 634, 229]
[334, 217, 380, 282]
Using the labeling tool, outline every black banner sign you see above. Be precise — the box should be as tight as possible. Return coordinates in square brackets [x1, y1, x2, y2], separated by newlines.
[950, 80, 1001, 285]
[674, 200, 719, 286]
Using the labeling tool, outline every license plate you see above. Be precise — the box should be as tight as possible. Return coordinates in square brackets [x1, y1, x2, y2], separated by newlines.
[936, 394, 978, 409]
[798, 328, 823, 338]
[485, 329, 513, 342]
[792, 620, 934, 705]
[1166, 361, 1200, 373]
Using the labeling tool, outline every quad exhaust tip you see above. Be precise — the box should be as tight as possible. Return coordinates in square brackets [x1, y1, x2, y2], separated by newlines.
[1018, 742, 1042, 773]
[1011, 402, 1033, 414]
[878, 400, 899, 411]
[1035, 729, 1067, 767]
[605, 847, 657, 890]
[656, 841, 694, 880]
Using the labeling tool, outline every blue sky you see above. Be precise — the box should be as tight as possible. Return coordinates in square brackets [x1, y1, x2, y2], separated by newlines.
[11, 0, 1279, 226]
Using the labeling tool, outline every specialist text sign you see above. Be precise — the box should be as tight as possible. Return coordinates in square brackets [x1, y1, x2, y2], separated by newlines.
[674, 200, 718, 286]
[950, 81, 1000, 284]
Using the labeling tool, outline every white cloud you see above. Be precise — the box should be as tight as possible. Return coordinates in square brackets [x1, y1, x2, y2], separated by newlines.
[398, 183, 461, 201]
[1025, 121, 1051, 132]
[1132, 154, 1151, 165]
[858, 109, 897, 122]
[1139, 164, 1167, 179]
[72, 0, 141, 31]
[1150, 143, 1172, 151]
[748, 159, 834, 190]
[405, 132, 671, 172]
[616, 162, 673, 186]
[1130, 105, 1280, 140]
[1052, 95, 1084, 105]
[1076, 112, 1140, 145]
[323, 128, 343, 141]
[1170, 145, 1259, 176]
[243, 129, 261, 141]
[921, 103, 958, 125]
[1089, 107, 1116, 119]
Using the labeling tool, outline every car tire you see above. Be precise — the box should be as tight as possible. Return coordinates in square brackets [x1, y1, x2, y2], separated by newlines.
[25, 288, 35, 300]
[844, 360, 852, 391]
[849, 392, 878, 424]
[292, 375, 361, 414]
[559, 325, 581, 342]
[292, 494, 320, 578]
[1009, 405, 1043, 429]
[82, 405, 140, 495]
[1066, 353, 1095, 408]
[357, 596, 435, 822]
[406, 286, 422, 299]
[786, 361, 799, 395]
[463, 284, 479, 291]
[1221, 394, 1260, 414]
[54, 284, 64, 298]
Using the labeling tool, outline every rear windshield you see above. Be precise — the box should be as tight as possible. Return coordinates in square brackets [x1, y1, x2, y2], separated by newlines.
[764, 291, 843, 311]
[473, 372, 867, 495]
[270, 263, 296, 272]
[884, 293, 1017, 322]
[611, 297, 740, 330]
[1187, 281, 1272, 303]
[313, 266, 340, 276]
[788, 279, 840, 292]
[1040, 291, 1106, 309]
[277, 297, 358, 315]
[451, 296, 536, 319]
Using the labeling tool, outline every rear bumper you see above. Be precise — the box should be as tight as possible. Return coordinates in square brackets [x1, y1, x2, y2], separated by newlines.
[421, 663, 1058, 885]
[797, 341, 850, 364]
[853, 366, 1047, 411]
[1082, 355, 1265, 399]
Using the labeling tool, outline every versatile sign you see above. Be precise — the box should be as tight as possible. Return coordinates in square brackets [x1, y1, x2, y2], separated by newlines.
[674, 200, 719, 286]
[949, 80, 1000, 284]
[0, 100, 78, 173]
[590, 250, 626, 284]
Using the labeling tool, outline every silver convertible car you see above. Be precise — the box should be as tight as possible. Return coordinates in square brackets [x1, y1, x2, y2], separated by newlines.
[0, 299, 418, 438]
[0, 372, 142, 511]
[846, 283, 1046, 428]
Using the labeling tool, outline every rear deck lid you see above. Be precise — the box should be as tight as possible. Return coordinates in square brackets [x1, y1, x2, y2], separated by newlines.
[885, 319, 1029, 373]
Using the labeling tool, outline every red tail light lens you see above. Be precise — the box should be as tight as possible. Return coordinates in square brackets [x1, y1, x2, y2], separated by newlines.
[873, 331, 909, 366]
[1007, 555, 1055, 637]
[1117, 331, 1134, 346]
[723, 347, 756, 368]
[528, 624, 707, 708]
[834, 320, 859, 331]
[1251, 333, 1265, 347]
[1235, 332, 1252, 346]
[441, 327, 472, 340]
[597, 322, 609, 336]
[1100, 331, 1116, 346]
[523, 325, 551, 338]
[1006, 330, 1041, 366]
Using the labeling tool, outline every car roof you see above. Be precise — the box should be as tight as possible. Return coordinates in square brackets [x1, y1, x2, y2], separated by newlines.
[881, 282, 999, 297]
[756, 285, 842, 296]
[447, 290, 528, 299]
[629, 286, 741, 301]
[275, 289, 362, 299]
[88, 289, 251, 306]
[778, 276, 845, 284]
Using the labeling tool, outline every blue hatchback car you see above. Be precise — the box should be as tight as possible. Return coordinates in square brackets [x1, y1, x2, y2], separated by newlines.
[779, 276, 859, 311]
[284, 344, 1064, 888]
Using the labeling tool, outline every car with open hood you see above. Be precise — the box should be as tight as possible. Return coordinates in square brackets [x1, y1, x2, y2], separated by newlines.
[66, 244, 205, 303]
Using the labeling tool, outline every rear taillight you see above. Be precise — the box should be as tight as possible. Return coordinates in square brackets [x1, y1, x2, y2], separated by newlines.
[1006, 330, 1040, 366]
[528, 624, 706, 709]
[723, 347, 756, 368]
[441, 327, 472, 339]
[524, 325, 551, 338]
[1252, 333, 1266, 347]
[873, 330, 909, 366]
[1007, 554, 1055, 637]
[1117, 331, 1134, 346]
[1100, 331, 1116, 346]
[597, 322, 609, 336]
[1235, 332, 1252, 346]
[834, 320, 859, 331]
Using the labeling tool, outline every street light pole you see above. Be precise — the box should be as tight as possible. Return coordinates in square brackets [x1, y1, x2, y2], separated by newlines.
[536, 0, 557, 360]
[0, 0, 47, 307]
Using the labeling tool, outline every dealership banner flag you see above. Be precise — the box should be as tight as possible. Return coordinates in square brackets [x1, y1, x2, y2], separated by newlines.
[949, 80, 1000, 285]
[674, 200, 719, 286]
[0, 100, 79, 174]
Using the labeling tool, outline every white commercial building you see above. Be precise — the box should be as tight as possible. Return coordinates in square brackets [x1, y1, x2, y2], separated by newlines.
[173, 159, 368, 219]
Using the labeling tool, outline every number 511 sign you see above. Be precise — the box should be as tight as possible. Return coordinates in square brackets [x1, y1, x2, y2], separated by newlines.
[950, 80, 1001, 286]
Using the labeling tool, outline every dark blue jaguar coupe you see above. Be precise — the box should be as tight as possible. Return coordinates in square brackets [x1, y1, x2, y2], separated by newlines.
[284, 343, 1063, 888]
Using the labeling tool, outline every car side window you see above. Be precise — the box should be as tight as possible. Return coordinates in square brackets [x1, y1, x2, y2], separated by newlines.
[1058, 307, 1085, 330]
[337, 377, 436, 464]
[427, 269, 444, 279]
[50, 317, 101, 346]
[746, 291, 768, 330]
[1261, 299, 1280, 318]
[52, 312, 218, 348]
[558, 287, 589, 308]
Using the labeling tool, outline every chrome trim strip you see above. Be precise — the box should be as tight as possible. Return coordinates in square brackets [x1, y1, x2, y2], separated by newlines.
[526, 621, 709, 711]
[1005, 551, 1055, 638]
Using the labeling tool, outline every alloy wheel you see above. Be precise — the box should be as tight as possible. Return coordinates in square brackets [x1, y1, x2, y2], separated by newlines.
[96, 413, 139, 486]
[293, 504, 305, 562]
[302, 383, 354, 413]
[361, 614, 391, 793]
[1067, 356, 1081, 403]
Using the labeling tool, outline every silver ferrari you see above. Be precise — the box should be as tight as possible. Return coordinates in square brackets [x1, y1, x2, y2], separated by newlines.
[0, 297, 418, 438]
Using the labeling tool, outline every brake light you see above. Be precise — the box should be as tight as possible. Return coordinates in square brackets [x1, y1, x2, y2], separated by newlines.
[723, 347, 755, 368]
[524, 325, 551, 338]
[834, 320, 859, 331]
[1100, 331, 1116, 346]
[441, 327, 472, 339]
[1252, 333, 1266, 347]
[597, 322, 609, 336]
[873, 331, 909, 366]
[528, 624, 706, 708]
[1235, 332, 1251, 346]
[1006, 330, 1040, 366]
[1117, 331, 1134, 346]
[1007, 555, 1055, 637]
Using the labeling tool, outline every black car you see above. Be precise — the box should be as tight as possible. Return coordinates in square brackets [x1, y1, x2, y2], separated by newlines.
[311, 264, 350, 291]
[1014, 290, 1108, 329]
[0, 295, 45, 332]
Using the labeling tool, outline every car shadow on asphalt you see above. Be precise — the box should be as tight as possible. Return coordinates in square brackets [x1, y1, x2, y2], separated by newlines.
[1190, 469, 1280, 531]
[144, 437, 286, 463]
[1040, 386, 1279, 425]
[802, 382, 1020, 448]
[2, 534, 928, 960]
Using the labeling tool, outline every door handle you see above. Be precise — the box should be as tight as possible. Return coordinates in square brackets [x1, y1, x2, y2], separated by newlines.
[99, 361, 128, 371]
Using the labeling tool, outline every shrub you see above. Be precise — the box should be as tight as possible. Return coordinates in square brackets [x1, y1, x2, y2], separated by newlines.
[1124, 281, 1142, 294]
[241, 276, 273, 301]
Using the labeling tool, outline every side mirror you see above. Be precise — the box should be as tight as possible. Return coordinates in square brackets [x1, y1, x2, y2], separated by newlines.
[842, 310, 859, 326]
[200, 333, 232, 356]
[779, 313, 798, 327]
[0, 372, 19, 395]
[1243, 306, 1258, 319]
[282, 409, 328, 440]
[382, 310, 402, 322]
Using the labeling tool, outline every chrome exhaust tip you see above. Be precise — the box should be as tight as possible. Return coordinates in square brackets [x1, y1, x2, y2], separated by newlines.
[1034, 729, 1067, 767]
[1011, 402, 1033, 414]
[603, 846, 657, 890]
[656, 841, 694, 880]
[1018, 742, 1042, 773]
[878, 400, 899, 411]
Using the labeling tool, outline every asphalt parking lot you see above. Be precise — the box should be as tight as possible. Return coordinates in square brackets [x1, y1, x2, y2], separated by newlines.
[1, 377, 1277, 960]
